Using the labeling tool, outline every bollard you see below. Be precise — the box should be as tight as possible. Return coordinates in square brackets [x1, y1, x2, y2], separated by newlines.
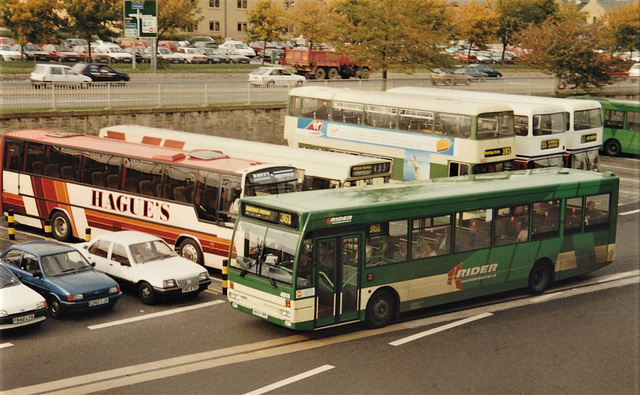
[8, 209, 15, 240]
[44, 219, 52, 240]
[222, 259, 228, 295]
[85, 228, 91, 242]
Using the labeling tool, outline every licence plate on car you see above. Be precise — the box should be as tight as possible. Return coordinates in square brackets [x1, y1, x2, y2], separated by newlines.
[252, 309, 268, 319]
[88, 298, 109, 307]
[182, 285, 199, 293]
[13, 314, 35, 324]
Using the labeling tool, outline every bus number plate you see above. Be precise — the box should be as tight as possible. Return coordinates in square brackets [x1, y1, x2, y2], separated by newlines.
[252, 309, 268, 319]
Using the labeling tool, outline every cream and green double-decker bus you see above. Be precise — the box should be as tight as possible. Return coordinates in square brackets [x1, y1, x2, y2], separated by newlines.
[227, 168, 618, 330]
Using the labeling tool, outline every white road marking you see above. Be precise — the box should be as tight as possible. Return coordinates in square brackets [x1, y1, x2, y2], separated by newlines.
[530, 292, 565, 303]
[243, 365, 335, 395]
[389, 313, 493, 346]
[620, 209, 640, 216]
[4, 272, 638, 395]
[0, 343, 14, 349]
[87, 300, 225, 330]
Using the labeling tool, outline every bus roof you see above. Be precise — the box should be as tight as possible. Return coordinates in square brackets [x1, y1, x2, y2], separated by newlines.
[241, 168, 617, 216]
[4, 129, 281, 174]
[591, 97, 639, 109]
[289, 86, 514, 116]
[99, 125, 392, 178]
[387, 86, 567, 115]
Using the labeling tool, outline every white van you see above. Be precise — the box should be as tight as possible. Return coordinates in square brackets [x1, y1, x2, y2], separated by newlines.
[218, 40, 256, 58]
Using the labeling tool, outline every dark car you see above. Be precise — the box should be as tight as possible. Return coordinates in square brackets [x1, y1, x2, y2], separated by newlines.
[21, 43, 52, 61]
[454, 67, 488, 80]
[465, 63, 502, 78]
[1, 241, 121, 317]
[71, 63, 130, 82]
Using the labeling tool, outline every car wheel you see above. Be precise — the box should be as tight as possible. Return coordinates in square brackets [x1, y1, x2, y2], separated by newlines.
[267, 80, 275, 88]
[295, 80, 304, 87]
[47, 296, 63, 318]
[603, 139, 621, 156]
[138, 281, 156, 305]
[51, 211, 74, 242]
[179, 238, 203, 265]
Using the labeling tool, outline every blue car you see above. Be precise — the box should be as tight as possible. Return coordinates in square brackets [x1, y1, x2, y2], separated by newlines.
[1, 241, 121, 317]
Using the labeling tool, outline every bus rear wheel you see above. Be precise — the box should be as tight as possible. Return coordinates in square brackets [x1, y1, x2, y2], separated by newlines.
[528, 261, 553, 294]
[179, 238, 203, 265]
[603, 139, 621, 157]
[365, 290, 395, 328]
[51, 211, 73, 242]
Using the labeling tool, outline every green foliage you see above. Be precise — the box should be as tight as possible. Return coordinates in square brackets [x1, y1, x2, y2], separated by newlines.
[64, 0, 122, 43]
[490, 0, 557, 50]
[518, 19, 612, 91]
[246, 0, 286, 44]
[0, 0, 63, 47]
[285, 0, 335, 48]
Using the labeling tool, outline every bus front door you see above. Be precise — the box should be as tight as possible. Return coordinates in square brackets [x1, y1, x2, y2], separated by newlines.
[315, 235, 361, 327]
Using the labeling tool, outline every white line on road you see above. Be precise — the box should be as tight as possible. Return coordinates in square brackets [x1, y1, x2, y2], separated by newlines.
[620, 208, 640, 216]
[0, 343, 14, 349]
[389, 312, 493, 346]
[87, 300, 225, 330]
[243, 365, 335, 395]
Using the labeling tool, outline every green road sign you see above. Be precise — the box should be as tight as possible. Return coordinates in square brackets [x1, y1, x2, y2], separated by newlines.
[124, 0, 157, 38]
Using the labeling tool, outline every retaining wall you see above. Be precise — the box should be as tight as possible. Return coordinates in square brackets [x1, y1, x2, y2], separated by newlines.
[0, 104, 288, 144]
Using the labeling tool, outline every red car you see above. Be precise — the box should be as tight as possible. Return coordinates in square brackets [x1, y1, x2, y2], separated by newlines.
[40, 44, 83, 62]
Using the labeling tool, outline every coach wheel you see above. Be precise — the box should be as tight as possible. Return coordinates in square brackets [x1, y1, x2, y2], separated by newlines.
[603, 139, 621, 157]
[51, 211, 73, 242]
[528, 261, 553, 295]
[138, 281, 156, 305]
[179, 238, 204, 265]
[314, 67, 326, 80]
[327, 67, 340, 79]
[365, 289, 395, 329]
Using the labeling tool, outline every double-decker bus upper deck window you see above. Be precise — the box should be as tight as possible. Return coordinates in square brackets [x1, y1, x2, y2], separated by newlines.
[411, 215, 451, 258]
[455, 209, 492, 252]
[494, 205, 530, 246]
[436, 113, 470, 138]
[365, 220, 408, 267]
[514, 115, 529, 136]
[533, 113, 566, 136]
[365, 105, 397, 129]
[333, 101, 363, 125]
[398, 109, 434, 133]
[531, 200, 560, 240]
[565, 197, 583, 235]
[584, 194, 610, 231]
[297, 97, 330, 120]
[477, 113, 513, 139]
[574, 108, 602, 131]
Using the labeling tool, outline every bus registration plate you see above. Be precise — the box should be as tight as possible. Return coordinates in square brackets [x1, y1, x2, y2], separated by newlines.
[13, 314, 35, 324]
[89, 298, 109, 307]
[252, 309, 268, 319]
[182, 285, 199, 293]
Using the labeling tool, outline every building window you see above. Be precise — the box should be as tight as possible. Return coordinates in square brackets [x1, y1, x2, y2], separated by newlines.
[237, 22, 247, 32]
[209, 0, 219, 7]
[209, 21, 220, 31]
[237, 0, 247, 8]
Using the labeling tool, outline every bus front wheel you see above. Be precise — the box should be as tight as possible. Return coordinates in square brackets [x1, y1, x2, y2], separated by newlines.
[51, 211, 73, 242]
[528, 261, 553, 294]
[179, 238, 203, 265]
[365, 290, 395, 329]
[603, 139, 621, 157]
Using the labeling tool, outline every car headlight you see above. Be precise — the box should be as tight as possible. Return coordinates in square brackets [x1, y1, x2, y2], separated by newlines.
[163, 279, 177, 288]
[68, 294, 83, 301]
[0, 310, 7, 317]
[36, 301, 46, 310]
[199, 272, 209, 282]
[109, 286, 119, 294]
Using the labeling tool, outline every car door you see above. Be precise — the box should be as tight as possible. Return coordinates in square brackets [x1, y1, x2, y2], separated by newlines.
[106, 242, 133, 281]
[85, 239, 112, 273]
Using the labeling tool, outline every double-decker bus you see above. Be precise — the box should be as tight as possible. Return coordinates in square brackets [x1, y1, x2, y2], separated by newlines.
[227, 168, 618, 330]
[0, 129, 300, 269]
[284, 86, 516, 180]
[595, 98, 639, 156]
[98, 125, 392, 190]
[388, 87, 567, 169]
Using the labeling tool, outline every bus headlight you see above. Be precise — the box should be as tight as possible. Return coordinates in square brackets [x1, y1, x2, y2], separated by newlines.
[280, 309, 291, 318]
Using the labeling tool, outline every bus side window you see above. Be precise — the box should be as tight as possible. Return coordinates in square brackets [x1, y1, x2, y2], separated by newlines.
[564, 197, 583, 235]
[531, 200, 560, 240]
[584, 194, 609, 231]
[627, 111, 640, 132]
[604, 110, 624, 129]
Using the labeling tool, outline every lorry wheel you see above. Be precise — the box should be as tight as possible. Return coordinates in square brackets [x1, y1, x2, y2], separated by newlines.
[314, 68, 326, 79]
[359, 67, 370, 79]
[327, 68, 339, 79]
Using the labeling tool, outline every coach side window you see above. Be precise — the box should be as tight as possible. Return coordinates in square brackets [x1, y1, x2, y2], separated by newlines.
[531, 200, 560, 240]
[3, 142, 23, 171]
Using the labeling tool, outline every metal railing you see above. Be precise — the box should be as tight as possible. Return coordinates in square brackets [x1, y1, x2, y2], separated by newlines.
[1, 75, 634, 111]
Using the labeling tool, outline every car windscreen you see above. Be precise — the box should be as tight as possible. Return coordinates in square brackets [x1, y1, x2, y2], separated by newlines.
[41, 251, 92, 276]
[0, 265, 19, 288]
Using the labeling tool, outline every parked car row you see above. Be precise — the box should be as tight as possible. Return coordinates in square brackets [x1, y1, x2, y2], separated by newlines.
[0, 231, 211, 332]
[429, 64, 502, 85]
